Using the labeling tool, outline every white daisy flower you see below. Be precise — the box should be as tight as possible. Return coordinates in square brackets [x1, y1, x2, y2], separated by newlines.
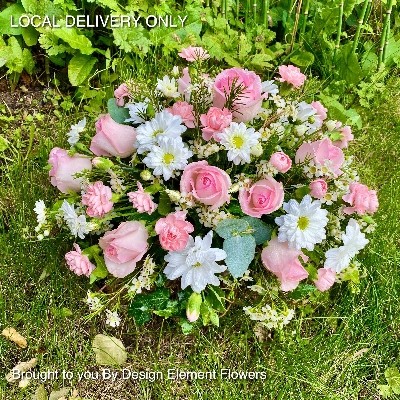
[105, 309, 121, 328]
[275, 195, 329, 251]
[164, 231, 227, 293]
[218, 122, 261, 165]
[142, 136, 193, 181]
[125, 99, 149, 124]
[67, 117, 86, 146]
[135, 110, 186, 154]
[156, 75, 180, 98]
[60, 200, 91, 239]
[324, 219, 369, 272]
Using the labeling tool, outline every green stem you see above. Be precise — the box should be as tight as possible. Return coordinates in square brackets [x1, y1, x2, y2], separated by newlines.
[299, 0, 310, 44]
[253, 0, 257, 23]
[378, 0, 393, 69]
[333, 1, 344, 59]
[290, 0, 303, 52]
[245, 0, 250, 29]
[352, 0, 369, 54]
[236, 0, 240, 21]
[263, 0, 270, 28]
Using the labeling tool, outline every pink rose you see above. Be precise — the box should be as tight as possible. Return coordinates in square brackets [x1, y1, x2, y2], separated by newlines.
[278, 65, 306, 88]
[311, 101, 328, 122]
[342, 182, 378, 215]
[309, 179, 328, 199]
[213, 68, 263, 122]
[82, 181, 114, 218]
[180, 161, 231, 210]
[178, 46, 210, 62]
[65, 244, 95, 277]
[239, 178, 284, 218]
[155, 211, 194, 252]
[269, 151, 292, 173]
[167, 101, 196, 128]
[114, 83, 130, 106]
[90, 114, 137, 158]
[200, 107, 233, 141]
[128, 182, 157, 214]
[178, 67, 191, 102]
[295, 137, 345, 177]
[48, 147, 92, 194]
[314, 268, 336, 292]
[99, 221, 148, 278]
[261, 238, 309, 291]
[333, 126, 354, 149]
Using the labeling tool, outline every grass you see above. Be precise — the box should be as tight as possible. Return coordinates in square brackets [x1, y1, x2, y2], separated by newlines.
[0, 79, 399, 399]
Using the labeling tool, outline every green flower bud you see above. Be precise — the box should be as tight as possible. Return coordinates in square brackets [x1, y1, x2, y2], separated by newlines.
[92, 157, 114, 170]
[140, 170, 153, 181]
[186, 292, 202, 322]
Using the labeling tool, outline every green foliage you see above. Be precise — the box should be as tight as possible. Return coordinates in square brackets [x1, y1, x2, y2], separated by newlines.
[378, 367, 400, 398]
[107, 98, 130, 124]
[223, 235, 256, 278]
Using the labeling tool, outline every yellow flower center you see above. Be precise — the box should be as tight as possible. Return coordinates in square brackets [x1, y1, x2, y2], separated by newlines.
[232, 134, 244, 149]
[153, 129, 163, 137]
[163, 153, 175, 164]
[297, 216, 310, 230]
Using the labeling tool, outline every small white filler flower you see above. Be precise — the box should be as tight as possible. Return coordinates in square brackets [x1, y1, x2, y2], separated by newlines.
[275, 195, 328, 251]
[156, 75, 180, 98]
[67, 117, 86, 146]
[164, 231, 227, 293]
[105, 309, 121, 328]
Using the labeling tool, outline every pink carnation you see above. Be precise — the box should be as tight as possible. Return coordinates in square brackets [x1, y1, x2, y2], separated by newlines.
[261, 238, 309, 291]
[200, 107, 232, 141]
[178, 67, 191, 102]
[278, 65, 306, 88]
[269, 151, 292, 173]
[213, 68, 263, 122]
[114, 83, 130, 106]
[167, 101, 196, 128]
[309, 179, 328, 199]
[155, 211, 194, 252]
[65, 244, 95, 277]
[82, 181, 113, 218]
[342, 182, 378, 215]
[295, 137, 344, 177]
[314, 268, 336, 292]
[128, 182, 157, 214]
[178, 46, 210, 62]
[311, 101, 328, 122]
[333, 126, 354, 149]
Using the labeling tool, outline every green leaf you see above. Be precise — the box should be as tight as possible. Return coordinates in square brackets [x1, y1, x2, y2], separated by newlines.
[249, 53, 274, 69]
[215, 218, 250, 239]
[242, 216, 272, 245]
[107, 98, 130, 124]
[128, 288, 170, 325]
[0, 135, 9, 152]
[223, 235, 256, 278]
[0, 4, 25, 35]
[68, 54, 96, 86]
[335, 43, 363, 85]
[158, 191, 171, 216]
[22, 26, 39, 46]
[92, 334, 127, 366]
[378, 385, 393, 398]
[21, 48, 34, 74]
[290, 51, 315, 67]
[209, 309, 219, 327]
[206, 286, 225, 312]
[289, 284, 316, 300]
[153, 300, 179, 318]
[179, 319, 194, 335]
[33, 384, 48, 400]
[385, 367, 400, 394]
[53, 27, 94, 55]
[294, 185, 311, 200]
[90, 254, 108, 283]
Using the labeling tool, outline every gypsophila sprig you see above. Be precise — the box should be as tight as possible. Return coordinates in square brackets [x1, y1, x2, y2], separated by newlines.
[34, 47, 378, 333]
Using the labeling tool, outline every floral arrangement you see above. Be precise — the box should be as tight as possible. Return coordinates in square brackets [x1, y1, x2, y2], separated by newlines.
[33, 47, 378, 333]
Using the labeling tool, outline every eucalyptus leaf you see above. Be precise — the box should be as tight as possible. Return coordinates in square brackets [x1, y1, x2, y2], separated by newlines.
[92, 334, 127, 366]
[215, 218, 250, 239]
[107, 98, 130, 124]
[242, 216, 272, 245]
[223, 235, 256, 278]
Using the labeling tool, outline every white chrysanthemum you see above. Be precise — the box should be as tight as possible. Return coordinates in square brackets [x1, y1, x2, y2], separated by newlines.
[324, 219, 369, 272]
[33, 200, 46, 225]
[275, 195, 328, 251]
[125, 99, 149, 124]
[218, 122, 261, 165]
[261, 80, 279, 96]
[156, 75, 180, 98]
[164, 231, 227, 293]
[142, 137, 192, 181]
[67, 117, 86, 146]
[135, 110, 186, 154]
[105, 310, 121, 328]
[60, 200, 91, 239]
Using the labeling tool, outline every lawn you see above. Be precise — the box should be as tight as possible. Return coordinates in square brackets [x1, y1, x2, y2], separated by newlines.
[0, 77, 399, 399]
